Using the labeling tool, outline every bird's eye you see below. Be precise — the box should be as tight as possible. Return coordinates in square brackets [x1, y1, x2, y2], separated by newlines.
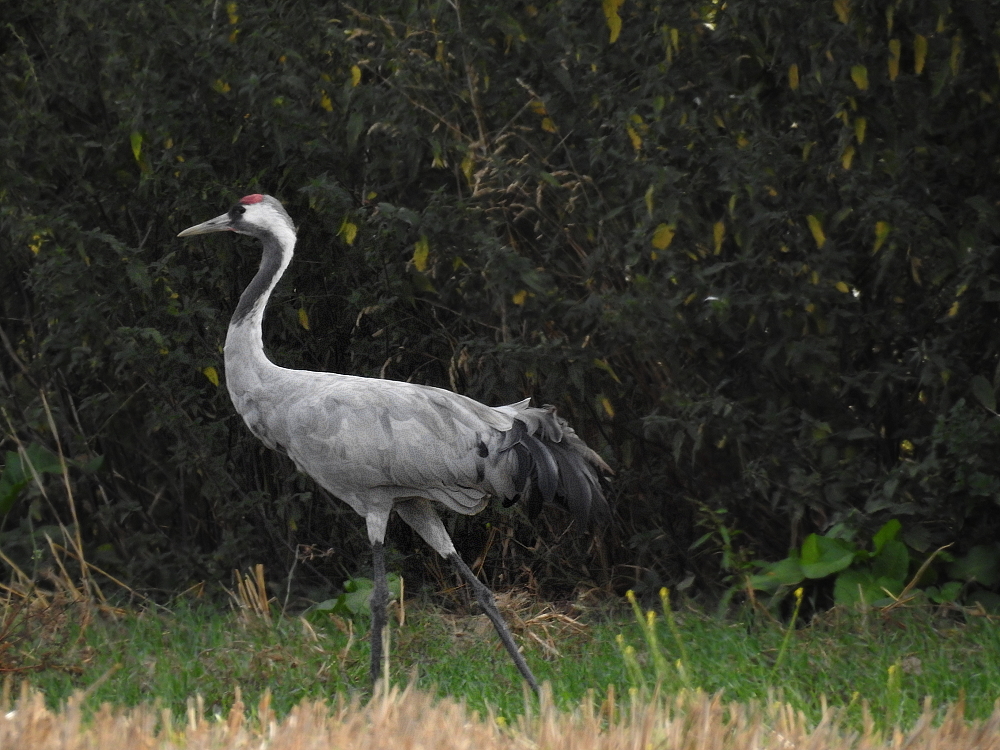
[236, 206, 246, 215]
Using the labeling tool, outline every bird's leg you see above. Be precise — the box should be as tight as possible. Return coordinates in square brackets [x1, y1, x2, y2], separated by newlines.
[369, 540, 388, 686]
[448, 552, 540, 695]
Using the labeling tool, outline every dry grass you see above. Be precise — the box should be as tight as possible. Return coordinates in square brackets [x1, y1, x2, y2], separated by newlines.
[2, 681, 999, 750]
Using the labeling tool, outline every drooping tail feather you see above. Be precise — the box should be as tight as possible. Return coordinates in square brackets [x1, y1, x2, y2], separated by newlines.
[498, 401, 612, 527]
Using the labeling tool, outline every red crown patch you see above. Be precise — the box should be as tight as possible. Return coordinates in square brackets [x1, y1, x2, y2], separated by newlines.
[239, 194, 265, 204]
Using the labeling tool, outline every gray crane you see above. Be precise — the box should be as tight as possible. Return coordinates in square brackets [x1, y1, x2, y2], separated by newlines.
[178, 194, 611, 693]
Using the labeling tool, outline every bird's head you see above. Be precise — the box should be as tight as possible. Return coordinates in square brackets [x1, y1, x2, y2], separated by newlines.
[177, 194, 295, 240]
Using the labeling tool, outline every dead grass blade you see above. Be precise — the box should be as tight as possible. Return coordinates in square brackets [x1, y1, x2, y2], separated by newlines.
[3, 682, 1000, 749]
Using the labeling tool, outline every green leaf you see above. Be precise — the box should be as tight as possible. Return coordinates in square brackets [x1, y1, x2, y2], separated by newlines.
[748, 557, 804, 592]
[0, 445, 63, 515]
[949, 545, 1000, 587]
[833, 568, 898, 607]
[871, 539, 909, 583]
[970, 375, 996, 413]
[800, 534, 856, 579]
[871, 519, 901, 554]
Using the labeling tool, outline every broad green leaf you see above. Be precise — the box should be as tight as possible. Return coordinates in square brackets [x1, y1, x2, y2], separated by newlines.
[748, 557, 804, 592]
[871, 539, 909, 583]
[949, 545, 1000, 587]
[833, 568, 895, 607]
[871, 519, 901, 554]
[800, 534, 856, 579]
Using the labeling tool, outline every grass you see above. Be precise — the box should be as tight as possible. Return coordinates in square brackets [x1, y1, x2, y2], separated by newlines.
[3, 581, 1000, 733]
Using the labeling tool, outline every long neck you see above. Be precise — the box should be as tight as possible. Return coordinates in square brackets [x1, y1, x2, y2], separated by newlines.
[226, 226, 295, 364]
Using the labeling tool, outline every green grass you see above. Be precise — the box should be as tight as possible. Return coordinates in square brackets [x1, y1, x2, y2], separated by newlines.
[4, 591, 999, 730]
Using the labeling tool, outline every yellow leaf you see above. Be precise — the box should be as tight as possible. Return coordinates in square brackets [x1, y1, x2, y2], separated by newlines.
[948, 301, 960, 317]
[602, 0, 624, 43]
[850, 64, 868, 90]
[625, 124, 642, 151]
[226, 1, 238, 24]
[644, 185, 654, 217]
[338, 219, 358, 246]
[873, 221, 891, 253]
[593, 358, 622, 384]
[319, 93, 333, 112]
[854, 117, 866, 144]
[835, 281, 850, 293]
[512, 289, 528, 306]
[298, 308, 310, 330]
[833, 0, 850, 23]
[806, 215, 826, 249]
[202, 366, 220, 387]
[841, 144, 855, 169]
[914, 34, 927, 75]
[129, 131, 142, 162]
[212, 79, 231, 93]
[651, 223, 675, 250]
[412, 235, 430, 272]
[788, 63, 800, 90]
[461, 153, 474, 183]
[351, 65, 362, 86]
[599, 395, 615, 419]
[713, 221, 725, 254]
[950, 34, 962, 77]
[541, 117, 558, 133]
[529, 100, 547, 115]
[888, 38, 901, 81]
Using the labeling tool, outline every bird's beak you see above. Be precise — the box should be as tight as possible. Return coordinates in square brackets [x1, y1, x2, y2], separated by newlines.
[177, 212, 233, 237]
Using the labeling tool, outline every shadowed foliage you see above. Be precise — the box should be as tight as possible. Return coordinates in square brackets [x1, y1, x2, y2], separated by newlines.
[2, 0, 999, 602]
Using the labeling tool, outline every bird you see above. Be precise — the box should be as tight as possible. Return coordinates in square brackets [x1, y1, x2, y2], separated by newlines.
[178, 193, 611, 693]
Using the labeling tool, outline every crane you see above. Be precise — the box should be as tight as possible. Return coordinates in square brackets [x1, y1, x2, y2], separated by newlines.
[178, 194, 611, 693]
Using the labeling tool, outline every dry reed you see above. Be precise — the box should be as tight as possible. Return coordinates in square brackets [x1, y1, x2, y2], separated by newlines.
[1, 681, 998, 750]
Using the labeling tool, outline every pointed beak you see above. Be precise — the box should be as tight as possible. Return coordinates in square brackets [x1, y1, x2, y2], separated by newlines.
[177, 212, 233, 237]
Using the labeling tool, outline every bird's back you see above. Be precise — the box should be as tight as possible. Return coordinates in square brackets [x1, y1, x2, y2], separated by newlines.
[227, 356, 609, 524]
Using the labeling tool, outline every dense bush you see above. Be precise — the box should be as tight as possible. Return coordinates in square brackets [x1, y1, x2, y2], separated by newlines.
[2, 0, 999, 602]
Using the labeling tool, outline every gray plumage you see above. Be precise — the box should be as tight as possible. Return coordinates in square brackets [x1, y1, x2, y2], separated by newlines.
[179, 193, 611, 693]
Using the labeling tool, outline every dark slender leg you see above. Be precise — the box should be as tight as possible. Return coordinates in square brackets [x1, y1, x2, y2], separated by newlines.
[369, 540, 388, 686]
[448, 552, 540, 694]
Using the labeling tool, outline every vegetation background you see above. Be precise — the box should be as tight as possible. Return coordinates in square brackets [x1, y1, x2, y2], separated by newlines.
[2, 0, 1000, 609]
